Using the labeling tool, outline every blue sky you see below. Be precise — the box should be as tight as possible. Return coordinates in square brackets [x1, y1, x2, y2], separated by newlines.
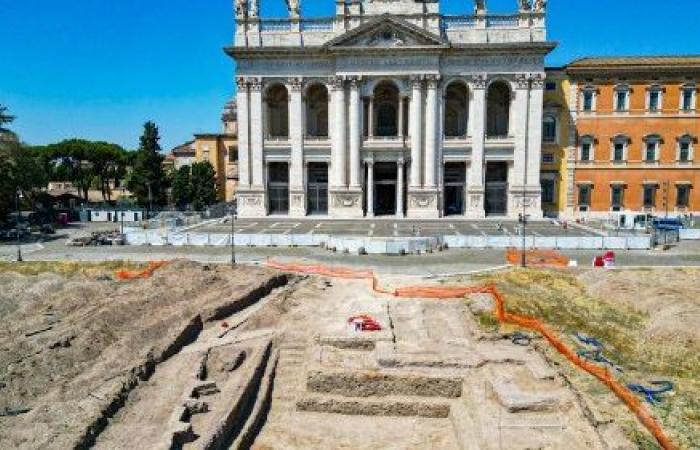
[1, 0, 698, 151]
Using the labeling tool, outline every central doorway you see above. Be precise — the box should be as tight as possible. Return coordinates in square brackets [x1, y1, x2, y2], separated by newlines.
[268, 162, 290, 215]
[373, 163, 397, 216]
[485, 162, 508, 216]
[307, 162, 328, 215]
[444, 162, 466, 216]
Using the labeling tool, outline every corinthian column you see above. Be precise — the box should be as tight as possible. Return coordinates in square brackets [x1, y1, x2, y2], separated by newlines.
[349, 77, 362, 189]
[331, 76, 347, 188]
[289, 77, 305, 217]
[466, 74, 487, 218]
[409, 75, 423, 188]
[424, 75, 440, 188]
[249, 78, 264, 188]
[236, 77, 250, 188]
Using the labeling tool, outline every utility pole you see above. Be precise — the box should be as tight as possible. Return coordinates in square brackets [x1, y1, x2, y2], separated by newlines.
[15, 187, 23, 262]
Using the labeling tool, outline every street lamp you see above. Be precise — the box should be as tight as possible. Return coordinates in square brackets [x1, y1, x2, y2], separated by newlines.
[15, 187, 23, 263]
[230, 206, 237, 267]
[120, 211, 125, 235]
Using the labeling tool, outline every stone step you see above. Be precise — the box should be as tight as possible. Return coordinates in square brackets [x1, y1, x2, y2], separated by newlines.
[489, 374, 566, 413]
[306, 370, 463, 399]
[297, 393, 452, 419]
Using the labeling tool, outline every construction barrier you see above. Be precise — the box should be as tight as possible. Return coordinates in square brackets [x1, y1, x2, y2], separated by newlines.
[115, 261, 168, 281]
[265, 259, 675, 450]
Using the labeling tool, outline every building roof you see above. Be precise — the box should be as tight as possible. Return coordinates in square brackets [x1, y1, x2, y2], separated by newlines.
[566, 55, 700, 76]
[169, 141, 196, 156]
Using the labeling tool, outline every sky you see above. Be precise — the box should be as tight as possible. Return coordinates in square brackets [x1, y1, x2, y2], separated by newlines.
[1, 0, 699, 151]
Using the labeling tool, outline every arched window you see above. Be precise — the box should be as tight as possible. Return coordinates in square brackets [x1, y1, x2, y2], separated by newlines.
[444, 81, 469, 138]
[305, 84, 329, 138]
[543, 115, 557, 143]
[265, 84, 289, 139]
[373, 81, 400, 137]
[486, 81, 511, 137]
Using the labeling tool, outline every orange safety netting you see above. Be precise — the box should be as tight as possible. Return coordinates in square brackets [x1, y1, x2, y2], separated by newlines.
[505, 248, 570, 267]
[115, 261, 168, 281]
[266, 259, 675, 450]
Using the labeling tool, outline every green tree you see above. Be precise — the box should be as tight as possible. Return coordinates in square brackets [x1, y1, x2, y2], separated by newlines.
[190, 161, 218, 211]
[128, 122, 167, 210]
[44, 140, 97, 201]
[0, 104, 15, 134]
[0, 142, 49, 220]
[171, 165, 192, 210]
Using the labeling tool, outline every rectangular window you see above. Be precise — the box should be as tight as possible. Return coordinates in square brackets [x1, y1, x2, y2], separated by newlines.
[649, 91, 660, 111]
[228, 146, 238, 163]
[645, 143, 657, 162]
[616, 92, 627, 111]
[613, 143, 625, 161]
[680, 142, 691, 162]
[677, 185, 690, 207]
[543, 119, 557, 142]
[643, 186, 656, 208]
[581, 142, 592, 161]
[683, 90, 694, 111]
[545, 82, 557, 91]
[611, 186, 624, 208]
[583, 92, 594, 111]
[541, 180, 555, 204]
[542, 153, 555, 164]
[579, 185, 591, 206]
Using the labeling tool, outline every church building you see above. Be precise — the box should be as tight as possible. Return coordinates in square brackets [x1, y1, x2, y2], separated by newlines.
[228, 0, 555, 219]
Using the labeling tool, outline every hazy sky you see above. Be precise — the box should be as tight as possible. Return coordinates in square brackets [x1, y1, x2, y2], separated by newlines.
[2, 0, 699, 151]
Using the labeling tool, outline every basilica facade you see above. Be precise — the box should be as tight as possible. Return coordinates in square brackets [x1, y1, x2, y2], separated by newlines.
[228, 0, 554, 219]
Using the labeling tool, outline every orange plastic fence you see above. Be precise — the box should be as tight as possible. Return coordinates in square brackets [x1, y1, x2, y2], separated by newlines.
[115, 261, 168, 281]
[505, 248, 570, 267]
[266, 259, 675, 450]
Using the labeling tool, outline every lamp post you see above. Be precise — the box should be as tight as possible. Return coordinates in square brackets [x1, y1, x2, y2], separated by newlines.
[230, 206, 237, 267]
[15, 187, 23, 263]
[120, 211, 125, 235]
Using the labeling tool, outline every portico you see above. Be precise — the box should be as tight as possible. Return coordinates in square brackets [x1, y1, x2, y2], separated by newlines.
[230, 0, 553, 220]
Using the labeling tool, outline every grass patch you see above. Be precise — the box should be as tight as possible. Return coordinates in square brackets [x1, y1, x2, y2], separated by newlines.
[471, 268, 700, 449]
[0, 261, 146, 278]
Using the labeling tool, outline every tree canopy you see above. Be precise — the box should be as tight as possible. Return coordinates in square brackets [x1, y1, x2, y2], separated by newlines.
[127, 121, 168, 210]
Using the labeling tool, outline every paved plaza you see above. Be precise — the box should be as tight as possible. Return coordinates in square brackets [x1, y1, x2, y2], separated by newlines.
[201, 218, 603, 238]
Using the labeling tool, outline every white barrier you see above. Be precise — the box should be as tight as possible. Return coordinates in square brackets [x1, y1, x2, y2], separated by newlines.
[680, 229, 700, 240]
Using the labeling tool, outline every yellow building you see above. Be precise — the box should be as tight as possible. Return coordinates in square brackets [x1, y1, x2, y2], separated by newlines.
[541, 69, 575, 218]
[193, 100, 239, 202]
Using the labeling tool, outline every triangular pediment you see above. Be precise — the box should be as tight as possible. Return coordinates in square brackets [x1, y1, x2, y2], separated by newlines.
[324, 15, 447, 50]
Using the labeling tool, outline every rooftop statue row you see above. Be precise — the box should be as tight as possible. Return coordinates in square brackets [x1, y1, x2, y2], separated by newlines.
[234, 0, 547, 20]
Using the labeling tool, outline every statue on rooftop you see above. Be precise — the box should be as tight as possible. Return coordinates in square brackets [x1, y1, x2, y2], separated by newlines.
[533, 0, 547, 12]
[286, 0, 301, 18]
[235, 0, 247, 19]
[474, 0, 487, 14]
[519, 0, 532, 11]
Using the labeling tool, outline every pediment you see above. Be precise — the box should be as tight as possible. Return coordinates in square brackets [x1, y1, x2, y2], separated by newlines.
[324, 15, 447, 50]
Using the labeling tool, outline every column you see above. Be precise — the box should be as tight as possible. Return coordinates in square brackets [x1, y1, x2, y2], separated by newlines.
[368, 96, 375, 138]
[467, 74, 487, 218]
[526, 73, 545, 219]
[289, 77, 305, 217]
[397, 96, 405, 137]
[331, 76, 347, 188]
[249, 78, 264, 188]
[409, 75, 423, 187]
[367, 161, 375, 217]
[236, 77, 250, 187]
[424, 75, 439, 188]
[349, 77, 362, 189]
[396, 159, 405, 217]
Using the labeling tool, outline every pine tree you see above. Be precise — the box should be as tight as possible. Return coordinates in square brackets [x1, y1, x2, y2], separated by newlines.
[128, 122, 167, 210]
[190, 161, 218, 211]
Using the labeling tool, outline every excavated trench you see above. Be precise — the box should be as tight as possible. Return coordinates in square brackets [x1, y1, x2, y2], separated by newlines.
[81, 273, 290, 450]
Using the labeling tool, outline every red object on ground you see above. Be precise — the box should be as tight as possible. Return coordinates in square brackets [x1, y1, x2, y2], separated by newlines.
[221, 321, 229, 328]
[604, 251, 616, 264]
[348, 315, 382, 332]
[593, 256, 605, 267]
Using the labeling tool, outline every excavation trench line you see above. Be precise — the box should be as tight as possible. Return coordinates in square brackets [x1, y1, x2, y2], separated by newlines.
[265, 259, 676, 450]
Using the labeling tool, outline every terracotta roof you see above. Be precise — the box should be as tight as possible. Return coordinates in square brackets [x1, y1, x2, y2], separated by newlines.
[169, 141, 196, 156]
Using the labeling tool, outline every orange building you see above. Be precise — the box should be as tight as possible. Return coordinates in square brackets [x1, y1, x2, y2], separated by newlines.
[566, 57, 700, 218]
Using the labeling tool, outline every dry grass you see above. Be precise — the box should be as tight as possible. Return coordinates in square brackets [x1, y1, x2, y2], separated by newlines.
[467, 268, 700, 449]
[0, 261, 146, 278]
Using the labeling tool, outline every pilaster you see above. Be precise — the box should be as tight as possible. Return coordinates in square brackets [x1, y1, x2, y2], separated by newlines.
[466, 74, 487, 219]
[289, 77, 306, 217]
[238, 77, 266, 218]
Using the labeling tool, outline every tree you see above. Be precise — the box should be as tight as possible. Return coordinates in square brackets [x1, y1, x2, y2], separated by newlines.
[190, 161, 218, 211]
[128, 122, 167, 210]
[0, 142, 49, 220]
[171, 165, 192, 210]
[0, 104, 15, 133]
[44, 140, 97, 202]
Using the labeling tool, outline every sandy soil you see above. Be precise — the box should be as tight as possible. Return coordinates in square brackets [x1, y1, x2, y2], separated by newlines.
[0, 261, 283, 450]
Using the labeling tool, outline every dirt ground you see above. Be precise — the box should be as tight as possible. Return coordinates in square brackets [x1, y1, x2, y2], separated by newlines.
[0, 261, 284, 449]
[472, 268, 700, 449]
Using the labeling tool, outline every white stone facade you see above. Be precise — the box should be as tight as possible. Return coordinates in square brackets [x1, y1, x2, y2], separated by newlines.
[229, 0, 554, 219]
